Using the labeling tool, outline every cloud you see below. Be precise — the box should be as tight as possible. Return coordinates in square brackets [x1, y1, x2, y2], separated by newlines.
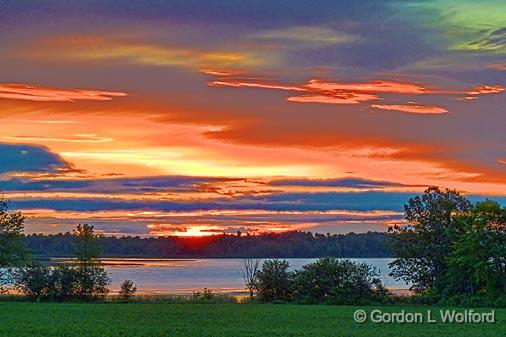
[371, 103, 448, 114]
[9, 191, 416, 212]
[209, 77, 504, 110]
[0, 175, 227, 193]
[3, 134, 113, 143]
[0, 83, 126, 102]
[489, 64, 506, 70]
[287, 93, 379, 104]
[465, 27, 506, 53]
[209, 80, 305, 92]
[304, 79, 436, 94]
[395, 0, 506, 54]
[26, 37, 266, 74]
[0, 143, 72, 174]
[254, 26, 356, 45]
[271, 177, 408, 189]
[466, 85, 505, 95]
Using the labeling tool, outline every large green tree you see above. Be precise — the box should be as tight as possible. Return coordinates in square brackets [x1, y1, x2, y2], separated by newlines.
[445, 200, 506, 296]
[0, 196, 28, 291]
[388, 187, 471, 293]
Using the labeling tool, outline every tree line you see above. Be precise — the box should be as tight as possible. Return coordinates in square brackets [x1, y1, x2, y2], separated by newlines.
[25, 230, 391, 258]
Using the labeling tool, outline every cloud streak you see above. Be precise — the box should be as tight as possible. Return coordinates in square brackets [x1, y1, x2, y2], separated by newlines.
[0, 83, 126, 102]
[209, 77, 504, 113]
[371, 104, 449, 114]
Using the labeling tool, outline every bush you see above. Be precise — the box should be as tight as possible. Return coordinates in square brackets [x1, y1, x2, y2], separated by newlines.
[255, 259, 293, 302]
[74, 265, 110, 300]
[119, 280, 137, 300]
[16, 263, 109, 302]
[292, 258, 388, 304]
[15, 263, 50, 300]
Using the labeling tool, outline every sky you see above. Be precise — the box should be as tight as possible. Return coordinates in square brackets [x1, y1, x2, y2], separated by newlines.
[0, 0, 505, 236]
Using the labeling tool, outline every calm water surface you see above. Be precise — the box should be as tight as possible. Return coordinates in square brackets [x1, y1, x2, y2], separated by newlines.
[55, 258, 409, 294]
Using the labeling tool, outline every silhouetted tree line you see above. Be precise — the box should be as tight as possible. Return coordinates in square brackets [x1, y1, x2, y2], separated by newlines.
[24, 231, 391, 258]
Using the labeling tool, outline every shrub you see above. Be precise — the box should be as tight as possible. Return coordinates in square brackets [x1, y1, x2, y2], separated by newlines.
[292, 257, 388, 304]
[15, 263, 50, 300]
[202, 288, 214, 300]
[255, 259, 293, 302]
[192, 288, 215, 301]
[17, 263, 109, 302]
[74, 265, 110, 300]
[119, 280, 137, 300]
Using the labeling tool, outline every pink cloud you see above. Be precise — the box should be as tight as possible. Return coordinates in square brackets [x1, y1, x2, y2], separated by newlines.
[371, 103, 448, 114]
[209, 80, 305, 92]
[0, 83, 127, 102]
[466, 85, 505, 95]
[489, 64, 506, 71]
[305, 79, 435, 94]
[288, 93, 379, 104]
[208, 77, 504, 111]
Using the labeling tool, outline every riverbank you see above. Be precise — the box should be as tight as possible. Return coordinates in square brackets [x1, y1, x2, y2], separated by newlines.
[0, 302, 503, 337]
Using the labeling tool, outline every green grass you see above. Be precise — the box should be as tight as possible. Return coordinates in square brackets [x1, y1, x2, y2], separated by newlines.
[0, 302, 503, 337]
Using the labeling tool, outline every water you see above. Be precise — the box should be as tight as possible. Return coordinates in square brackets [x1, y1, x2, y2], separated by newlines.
[67, 258, 409, 294]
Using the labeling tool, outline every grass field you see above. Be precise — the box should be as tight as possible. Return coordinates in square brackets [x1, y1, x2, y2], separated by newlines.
[0, 302, 503, 337]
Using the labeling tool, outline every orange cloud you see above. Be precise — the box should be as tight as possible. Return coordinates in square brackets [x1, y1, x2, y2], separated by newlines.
[287, 93, 379, 104]
[209, 80, 305, 92]
[466, 85, 505, 95]
[489, 64, 506, 71]
[371, 103, 448, 114]
[209, 77, 504, 113]
[305, 79, 436, 94]
[0, 83, 126, 102]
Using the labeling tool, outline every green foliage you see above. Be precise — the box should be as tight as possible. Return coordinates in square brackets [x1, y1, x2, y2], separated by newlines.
[0, 196, 28, 291]
[292, 257, 388, 304]
[15, 262, 49, 299]
[445, 200, 506, 297]
[73, 224, 102, 264]
[0, 303, 504, 337]
[119, 280, 137, 301]
[388, 187, 471, 293]
[72, 224, 110, 300]
[255, 259, 293, 302]
[389, 188, 505, 300]
[16, 264, 78, 301]
[73, 264, 110, 300]
[16, 224, 110, 301]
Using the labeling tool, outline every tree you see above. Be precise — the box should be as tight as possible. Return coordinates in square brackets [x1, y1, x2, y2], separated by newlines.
[73, 224, 102, 264]
[17, 263, 79, 302]
[119, 280, 137, 301]
[292, 257, 387, 304]
[445, 200, 506, 296]
[72, 224, 110, 300]
[388, 187, 471, 293]
[255, 259, 293, 302]
[241, 259, 260, 299]
[0, 196, 28, 291]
